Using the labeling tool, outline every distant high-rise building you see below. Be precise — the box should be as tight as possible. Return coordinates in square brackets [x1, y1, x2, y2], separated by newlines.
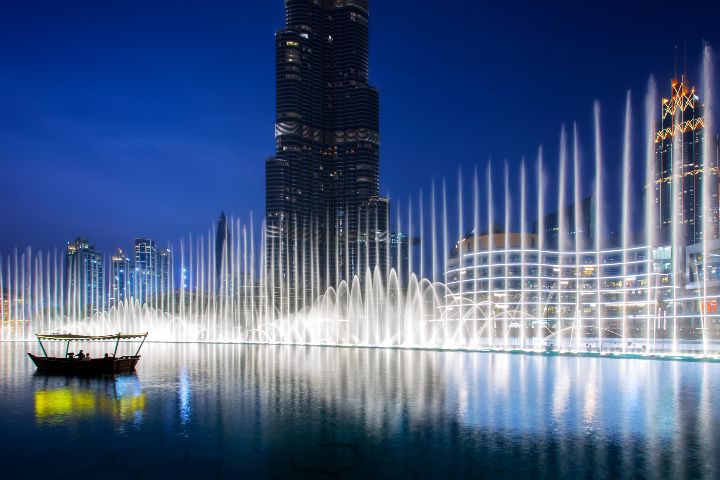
[266, 0, 384, 305]
[533, 195, 596, 249]
[357, 196, 389, 277]
[215, 211, 230, 292]
[65, 237, 103, 313]
[110, 248, 132, 306]
[389, 232, 421, 285]
[655, 77, 718, 247]
[133, 238, 173, 305]
[157, 247, 172, 297]
[133, 238, 156, 303]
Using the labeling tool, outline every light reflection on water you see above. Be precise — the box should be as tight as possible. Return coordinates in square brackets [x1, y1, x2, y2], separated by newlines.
[1, 343, 718, 478]
[33, 376, 145, 427]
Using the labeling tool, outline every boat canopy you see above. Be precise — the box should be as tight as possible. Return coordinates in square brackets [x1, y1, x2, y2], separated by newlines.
[35, 333, 148, 342]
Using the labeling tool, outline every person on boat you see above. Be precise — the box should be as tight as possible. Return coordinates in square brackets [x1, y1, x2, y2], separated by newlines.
[104, 353, 109, 359]
[77, 350, 85, 360]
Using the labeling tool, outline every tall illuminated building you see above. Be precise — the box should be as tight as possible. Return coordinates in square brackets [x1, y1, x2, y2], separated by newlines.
[109, 248, 132, 306]
[133, 238, 156, 303]
[215, 211, 230, 292]
[266, 0, 384, 304]
[157, 247, 172, 298]
[64, 237, 103, 314]
[655, 77, 718, 247]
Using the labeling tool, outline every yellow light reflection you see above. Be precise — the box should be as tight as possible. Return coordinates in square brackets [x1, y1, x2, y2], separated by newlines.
[35, 388, 145, 424]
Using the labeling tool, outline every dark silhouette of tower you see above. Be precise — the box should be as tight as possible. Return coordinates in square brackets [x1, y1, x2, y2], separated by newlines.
[266, 0, 386, 306]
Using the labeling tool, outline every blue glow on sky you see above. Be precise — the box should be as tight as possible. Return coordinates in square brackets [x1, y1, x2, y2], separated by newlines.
[1, 0, 718, 252]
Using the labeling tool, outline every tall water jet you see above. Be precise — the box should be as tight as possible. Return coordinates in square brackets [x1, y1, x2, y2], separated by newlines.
[472, 168, 480, 344]
[457, 168, 464, 345]
[644, 77, 658, 354]
[621, 91, 633, 354]
[671, 85, 683, 355]
[520, 159, 527, 349]
[557, 127, 568, 351]
[701, 44, 715, 357]
[573, 123, 582, 352]
[442, 180, 449, 345]
[419, 190, 425, 282]
[431, 181, 437, 282]
[594, 101, 604, 352]
[536, 147, 545, 350]
[487, 162, 494, 348]
[504, 161, 511, 348]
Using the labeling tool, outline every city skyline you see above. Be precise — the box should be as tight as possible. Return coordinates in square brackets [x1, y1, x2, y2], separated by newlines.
[4, 4, 720, 480]
[2, 1, 719, 254]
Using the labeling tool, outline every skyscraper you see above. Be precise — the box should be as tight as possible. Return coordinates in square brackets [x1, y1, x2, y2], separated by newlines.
[655, 77, 718, 247]
[133, 238, 173, 306]
[110, 248, 132, 306]
[266, 0, 384, 304]
[64, 237, 103, 314]
[215, 211, 230, 292]
[157, 247, 172, 299]
[133, 238, 156, 303]
[533, 195, 596, 249]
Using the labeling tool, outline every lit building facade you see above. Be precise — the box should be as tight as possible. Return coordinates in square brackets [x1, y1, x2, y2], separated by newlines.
[357, 196, 389, 277]
[133, 238, 156, 303]
[389, 232, 421, 285]
[133, 238, 173, 307]
[441, 231, 716, 348]
[64, 237, 104, 314]
[266, 0, 384, 306]
[650, 77, 720, 336]
[215, 211, 230, 292]
[655, 78, 718, 247]
[110, 248, 132, 306]
[157, 248, 172, 298]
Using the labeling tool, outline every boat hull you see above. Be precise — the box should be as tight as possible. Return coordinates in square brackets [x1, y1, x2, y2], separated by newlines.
[27, 353, 140, 375]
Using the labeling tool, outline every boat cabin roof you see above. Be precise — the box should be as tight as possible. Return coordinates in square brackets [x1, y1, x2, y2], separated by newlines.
[36, 333, 148, 342]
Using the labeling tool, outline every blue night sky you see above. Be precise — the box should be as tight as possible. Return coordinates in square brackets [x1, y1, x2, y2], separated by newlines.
[1, 0, 719, 254]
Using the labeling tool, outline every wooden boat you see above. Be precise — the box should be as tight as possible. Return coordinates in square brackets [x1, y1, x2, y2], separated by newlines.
[28, 333, 148, 376]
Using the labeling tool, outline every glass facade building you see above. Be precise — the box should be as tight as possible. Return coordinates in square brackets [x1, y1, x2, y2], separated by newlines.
[215, 211, 230, 293]
[266, 0, 384, 306]
[64, 237, 104, 315]
[110, 248, 132, 306]
[655, 78, 718, 247]
[133, 238, 156, 303]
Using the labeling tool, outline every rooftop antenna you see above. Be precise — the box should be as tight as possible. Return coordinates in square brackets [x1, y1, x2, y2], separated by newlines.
[674, 44, 678, 81]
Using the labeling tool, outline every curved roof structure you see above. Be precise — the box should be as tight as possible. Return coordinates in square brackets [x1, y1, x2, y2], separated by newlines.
[35, 333, 148, 342]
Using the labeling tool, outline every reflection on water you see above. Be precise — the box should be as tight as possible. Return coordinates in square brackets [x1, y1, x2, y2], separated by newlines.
[34, 376, 145, 426]
[178, 368, 191, 425]
[1, 343, 719, 478]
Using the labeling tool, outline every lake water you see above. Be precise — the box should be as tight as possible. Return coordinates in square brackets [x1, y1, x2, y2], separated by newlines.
[1, 342, 718, 479]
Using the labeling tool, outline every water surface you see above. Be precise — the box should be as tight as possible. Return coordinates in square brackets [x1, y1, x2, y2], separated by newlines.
[1, 343, 718, 479]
